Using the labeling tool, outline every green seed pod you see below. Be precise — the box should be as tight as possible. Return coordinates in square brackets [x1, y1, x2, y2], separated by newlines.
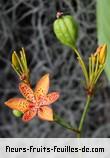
[53, 13, 78, 48]
[12, 110, 23, 117]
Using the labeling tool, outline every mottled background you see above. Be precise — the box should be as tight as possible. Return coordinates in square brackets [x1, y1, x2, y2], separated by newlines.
[0, 0, 110, 138]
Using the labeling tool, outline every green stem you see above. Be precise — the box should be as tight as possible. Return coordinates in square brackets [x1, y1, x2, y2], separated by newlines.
[72, 46, 89, 84]
[77, 95, 91, 138]
[72, 46, 82, 59]
[53, 112, 80, 134]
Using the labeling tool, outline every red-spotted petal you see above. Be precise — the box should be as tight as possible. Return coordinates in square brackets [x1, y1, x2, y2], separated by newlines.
[5, 98, 29, 113]
[38, 106, 53, 121]
[34, 74, 49, 98]
[19, 82, 36, 103]
[22, 110, 37, 122]
[37, 92, 60, 106]
[46, 92, 60, 105]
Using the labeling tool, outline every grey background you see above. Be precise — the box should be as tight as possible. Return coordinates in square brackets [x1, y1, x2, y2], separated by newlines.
[0, 0, 110, 137]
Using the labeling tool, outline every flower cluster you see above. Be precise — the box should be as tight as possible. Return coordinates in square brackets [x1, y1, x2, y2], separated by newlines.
[77, 44, 107, 95]
[12, 48, 29, 84]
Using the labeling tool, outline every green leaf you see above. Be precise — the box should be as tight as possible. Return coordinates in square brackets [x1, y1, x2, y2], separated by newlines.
[97, 0, 110, 81]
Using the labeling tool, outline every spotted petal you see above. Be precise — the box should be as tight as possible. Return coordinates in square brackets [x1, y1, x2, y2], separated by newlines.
[5, 98, 29, 113]
[22, 110, 37, 122]
[34, 74, 49, 98]
[19, 82, 36, 103]
[37, 92, 60, 106]
[38, 106, 53, 121]
[46, 92, 60, 105]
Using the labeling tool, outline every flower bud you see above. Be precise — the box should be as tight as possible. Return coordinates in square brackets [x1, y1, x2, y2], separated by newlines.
[94, 44, 107, 65]
[12, 51, 19, 69]
[98, 44, 107, 65]
[53, 12, 78, 48]
[11, 48, 29, 83]
[12, 110, 23, 117]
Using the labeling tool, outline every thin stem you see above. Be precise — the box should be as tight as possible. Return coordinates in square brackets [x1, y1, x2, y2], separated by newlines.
[94, 65, 104, 85]
[11, 64, 21, 77]
[77, 95, 91, 138]
[54, 112, 80, 134]
[89, 57, 92, 81]
[13, 51, 24, 73]
[72, 46, 89, 84]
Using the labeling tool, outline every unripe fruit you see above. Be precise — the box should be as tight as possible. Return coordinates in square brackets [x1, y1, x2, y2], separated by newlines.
[53, 12, 78, 48]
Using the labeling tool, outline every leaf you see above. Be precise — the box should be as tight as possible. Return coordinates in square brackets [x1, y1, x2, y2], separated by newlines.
[97, 0, 110, 81]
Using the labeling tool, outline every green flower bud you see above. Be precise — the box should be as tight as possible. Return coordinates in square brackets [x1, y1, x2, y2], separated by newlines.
[12, 51, 19, 68]
[11, 48, 29, 83]
[12, 110, 23, 117]
[53, 12, 78, 48]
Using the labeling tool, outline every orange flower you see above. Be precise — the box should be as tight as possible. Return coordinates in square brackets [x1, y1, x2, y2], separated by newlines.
[5, 74, 60, 122]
